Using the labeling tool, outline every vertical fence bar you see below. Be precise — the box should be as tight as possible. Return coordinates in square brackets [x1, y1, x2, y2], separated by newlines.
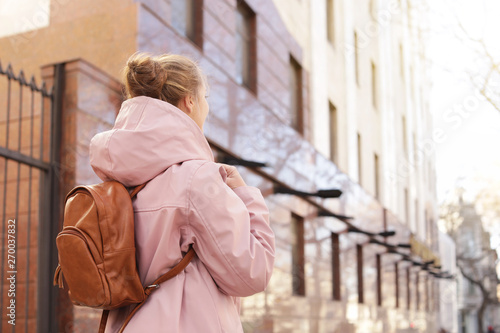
[37, 83, 47, 330]
[25, 83, 36, 333]
[17, 74, 23, 153]
[37, 63, 63, 333]
[0, 69, 12, 320]
[37, 94, 50, 333]
[39, 84, 45, 163]
[5, 68, 12, 149]
[13, 166, 20, 333]
[11, 74, 24, 333]
[0, 156, 7, 322]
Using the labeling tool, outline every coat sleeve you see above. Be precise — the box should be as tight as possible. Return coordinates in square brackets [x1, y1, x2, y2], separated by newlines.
[187, 162, 275, 297]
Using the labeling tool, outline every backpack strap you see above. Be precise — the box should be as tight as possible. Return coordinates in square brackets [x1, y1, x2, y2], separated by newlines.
[98, 245, 196, 333]
[98, 310, 110, 333]
[118, 246, 196, 332]
[129, 182, 148, 198]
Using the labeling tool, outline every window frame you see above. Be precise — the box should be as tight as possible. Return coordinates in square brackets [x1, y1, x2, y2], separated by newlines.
[354, 30, 360, 86]
[289, 55, 304, 134]
[326, 0, 335, 45]
[292, 213, 306, 296]
[357, 244, 364, 304]
[374, 152, 380, 199]
[376, 254, 382, 306]
[329, 102, 338, 163]
[171, 0, 204, 49]
[371, 60, 378, 109]
[357, 133, 362, 185]
[332, 233, 341, 300]
[236, 0, 257, 94]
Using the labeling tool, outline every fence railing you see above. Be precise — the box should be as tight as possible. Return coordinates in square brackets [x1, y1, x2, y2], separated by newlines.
[0, 60, 60, 333]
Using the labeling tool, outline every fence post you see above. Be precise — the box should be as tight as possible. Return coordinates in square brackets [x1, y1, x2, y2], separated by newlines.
[37, 63, 64, 333]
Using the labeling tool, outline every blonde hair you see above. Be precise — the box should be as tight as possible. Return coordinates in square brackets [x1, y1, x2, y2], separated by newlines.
[123, 52, 205, 107]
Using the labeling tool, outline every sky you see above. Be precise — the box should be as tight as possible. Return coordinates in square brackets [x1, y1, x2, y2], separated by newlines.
[428, 0, 500, 203]
[0, 0, 50, 39]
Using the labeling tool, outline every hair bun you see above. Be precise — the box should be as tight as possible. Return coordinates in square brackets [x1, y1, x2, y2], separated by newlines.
[123, 52, 204, 106]
[125, 54, 167, 99]
[152, 59, 168, 85]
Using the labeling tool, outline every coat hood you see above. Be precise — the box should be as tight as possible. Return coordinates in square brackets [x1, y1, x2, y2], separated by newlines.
[89, 96, 214, 186]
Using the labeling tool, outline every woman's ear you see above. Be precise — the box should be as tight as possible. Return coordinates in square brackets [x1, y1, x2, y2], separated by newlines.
[179, 94, 196, 115]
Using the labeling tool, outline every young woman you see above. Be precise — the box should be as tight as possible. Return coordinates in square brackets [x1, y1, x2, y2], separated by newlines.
[89, 53, 275, 332]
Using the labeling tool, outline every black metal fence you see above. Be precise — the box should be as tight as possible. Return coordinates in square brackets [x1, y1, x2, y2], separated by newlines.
[0, 61, 61, 332]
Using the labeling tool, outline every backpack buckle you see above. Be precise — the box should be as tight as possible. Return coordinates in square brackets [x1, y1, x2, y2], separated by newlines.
[145, 284, 160, 296]
[146, 284, 160, 290]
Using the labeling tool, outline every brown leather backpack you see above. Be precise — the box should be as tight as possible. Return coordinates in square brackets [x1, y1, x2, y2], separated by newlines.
[53, 181, 195, 333]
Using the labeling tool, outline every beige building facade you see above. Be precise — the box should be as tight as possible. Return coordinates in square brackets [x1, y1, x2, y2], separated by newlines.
[273, 0, 438, 248]
[271, 0, 442, 332]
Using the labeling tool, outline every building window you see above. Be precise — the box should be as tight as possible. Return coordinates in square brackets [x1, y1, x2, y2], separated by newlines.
[410, 66, 415, 101]
[415, 199, 419, 234]
[426, 211, 433, 245]
[430, 279, 435, 312]
[430, 219, 435, 246]
[357, 244, 364, 303]
[292, 213, 305, 296]
[369, 0, 377, 19]
[171, 0, 204, 48]
[428, 161, 432, 191]
[371, 61, 377, 109]
[460, 309, 467, 332]
[357, 133, 362, 185]
[399, 43, 404, 79]
[406, 267, 411, 309]
[332, 233, 341, 300]
[413, 132, 417, 160]
[404, 188, 409, 225]
[395, 262, 399, 308]
[236, 0, 257, 93]
[374, 153, 380, 199]
[424, 210, 431, 246]
[354, 31, 360, 85]
[402, 115, 408, 155]
[290, 56, 304, 134]
[467, 278, 475, 295]
[425, 276, 430, 312]
[326, 0, 335, 44]
[329, 102, 338, 163]
[376, 254, 382, 306]
[416, 271, 420, 310]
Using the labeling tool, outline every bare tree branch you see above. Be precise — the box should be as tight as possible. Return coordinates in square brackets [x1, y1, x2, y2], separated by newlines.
[447, 2, 500, 113]
[440, 186, 499, 332]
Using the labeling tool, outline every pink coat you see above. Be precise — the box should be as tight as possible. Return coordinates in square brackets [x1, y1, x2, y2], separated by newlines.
[89, 96, 275, 332]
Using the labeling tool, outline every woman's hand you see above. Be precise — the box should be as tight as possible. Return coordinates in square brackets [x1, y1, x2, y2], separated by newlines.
[220, 164, 247, 189]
